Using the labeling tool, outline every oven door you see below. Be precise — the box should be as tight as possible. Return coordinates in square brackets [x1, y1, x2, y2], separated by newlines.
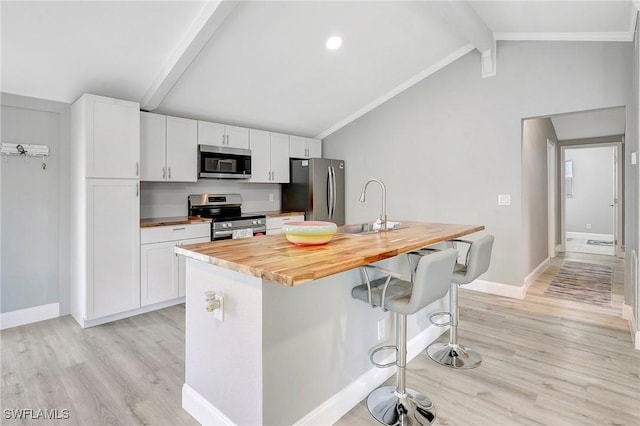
[199, 145, 252, 179]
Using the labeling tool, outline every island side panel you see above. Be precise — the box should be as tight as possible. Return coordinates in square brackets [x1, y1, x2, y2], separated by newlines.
[183, 258, 264, 425]
[261, 256, 449, 426]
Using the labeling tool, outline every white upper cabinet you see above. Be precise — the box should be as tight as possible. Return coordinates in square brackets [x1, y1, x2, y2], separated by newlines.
[140, 112, 166, 181]
[225, 125, 250, 149]
[289, 135, 321, 159]
[198, 120, 249, 149]
[140, 113, 197, 182]
[249, 130, 290, 183]
[82, 94, 140, 178]
[166, 116, 197, 182]
[248, 129, 271, 182]
[270, 132, 290, 183]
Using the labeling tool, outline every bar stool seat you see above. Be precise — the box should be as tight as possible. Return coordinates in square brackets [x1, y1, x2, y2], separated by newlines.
[424, 235, 494, 369]
[351, 248, 458, 426]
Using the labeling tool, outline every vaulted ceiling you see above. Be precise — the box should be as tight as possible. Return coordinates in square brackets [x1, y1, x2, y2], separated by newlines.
[1, 1, 637, 139]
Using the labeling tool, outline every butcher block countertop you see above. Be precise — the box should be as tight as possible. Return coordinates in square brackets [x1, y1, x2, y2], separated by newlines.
[175, 221, 484, 286]
[140, 216, 211, 228]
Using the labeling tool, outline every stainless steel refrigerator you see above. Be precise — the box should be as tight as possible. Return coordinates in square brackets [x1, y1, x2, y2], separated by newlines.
[282, 158, 345, 225]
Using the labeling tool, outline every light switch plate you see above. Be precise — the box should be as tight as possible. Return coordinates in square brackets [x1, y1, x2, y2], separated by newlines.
[498, 194, 511, 206]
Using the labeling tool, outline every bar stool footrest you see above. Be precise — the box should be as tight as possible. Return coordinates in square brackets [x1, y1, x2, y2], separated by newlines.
[370, 345, 397, 368]
[428, 311, 452, 327]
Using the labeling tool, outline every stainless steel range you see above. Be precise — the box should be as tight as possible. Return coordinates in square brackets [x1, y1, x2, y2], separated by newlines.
[188, 194, 266, 240]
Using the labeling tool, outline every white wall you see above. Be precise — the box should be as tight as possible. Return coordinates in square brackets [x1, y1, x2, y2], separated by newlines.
[522, 118, 557, 274]
[1, 94, 70, 314]
[565, 146, 615, 235]
[323, 41, 632, 287]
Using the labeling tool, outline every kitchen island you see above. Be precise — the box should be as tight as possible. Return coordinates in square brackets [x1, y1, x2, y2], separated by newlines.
[176, 221, 484, 426]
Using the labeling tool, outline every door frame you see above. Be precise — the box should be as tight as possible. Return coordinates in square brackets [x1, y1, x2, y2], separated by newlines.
[547, 138, 557, 257]
[559, 141, 623, 257]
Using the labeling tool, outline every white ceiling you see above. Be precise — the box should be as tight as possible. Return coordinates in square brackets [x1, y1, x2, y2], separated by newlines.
[471, 1, 634, 34]
[550, 107, 627, 141]
[1, 1, 637, 139]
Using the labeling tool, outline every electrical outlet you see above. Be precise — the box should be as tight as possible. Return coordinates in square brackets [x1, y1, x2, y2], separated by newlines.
[269, 193, 274, 202]
[204, 291, 224, 322]
[586, 224, 592, 230]
[377, 319, 385, 340]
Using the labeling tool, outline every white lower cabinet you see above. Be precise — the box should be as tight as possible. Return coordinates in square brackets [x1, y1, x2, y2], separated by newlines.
[140, 224, 210, 306]
[266, 214, 305, 235]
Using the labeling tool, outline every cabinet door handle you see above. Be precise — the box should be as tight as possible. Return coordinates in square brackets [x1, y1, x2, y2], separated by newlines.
[173, 227, 186, 231]
[226, 134, 229, 145]
[136, 162, 139, 176]
[136, 183, 139, 197]
[162, 167, 166, 179]
[168, 167, 172, 179]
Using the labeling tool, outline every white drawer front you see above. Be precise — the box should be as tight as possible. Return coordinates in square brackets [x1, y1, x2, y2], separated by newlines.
[141, 223, 211, 244]
[266, 215, 305, 231]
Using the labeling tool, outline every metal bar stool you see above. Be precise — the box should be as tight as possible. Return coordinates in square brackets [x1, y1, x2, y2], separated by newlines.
[423, 235, 494, 369]
[351, 248, 458, 426]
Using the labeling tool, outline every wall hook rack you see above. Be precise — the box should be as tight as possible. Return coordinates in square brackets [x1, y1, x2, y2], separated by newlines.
[1, 142, 49, 169]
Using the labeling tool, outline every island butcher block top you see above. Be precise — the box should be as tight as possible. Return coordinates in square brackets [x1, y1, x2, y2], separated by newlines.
[175, 221, 484, 286]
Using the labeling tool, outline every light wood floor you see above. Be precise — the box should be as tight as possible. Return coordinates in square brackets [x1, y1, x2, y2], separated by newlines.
[1, 252, 638, 426]
[337, 252, 639, 426]
[1, 305, 198, 426]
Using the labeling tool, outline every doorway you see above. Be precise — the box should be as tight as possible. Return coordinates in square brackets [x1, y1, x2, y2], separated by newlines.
[560, 143, 622, 257]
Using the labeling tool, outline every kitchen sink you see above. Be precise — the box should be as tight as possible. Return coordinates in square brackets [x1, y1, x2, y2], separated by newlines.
[340, 222, 399, 235]
[340, 222, 378, 235]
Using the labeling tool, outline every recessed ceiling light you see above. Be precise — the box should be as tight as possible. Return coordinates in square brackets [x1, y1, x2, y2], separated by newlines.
[326, 36, 342, 50]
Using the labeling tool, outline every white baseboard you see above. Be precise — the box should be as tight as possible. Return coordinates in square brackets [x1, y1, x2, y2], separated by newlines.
[0, 303, 60, 330]
[622, 304, 640, 351]
[76, 297, 185, 328]
[465, 258, 550, 301]
[566, 232, 613, 241]
[464, 279, 525, 299]
[524, 258, 550, 291]
[183, 384, 235, 426]
[294, 323, 448, 426]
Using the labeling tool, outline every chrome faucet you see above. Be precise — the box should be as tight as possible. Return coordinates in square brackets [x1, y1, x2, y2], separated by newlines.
[359, 178, 387, 231]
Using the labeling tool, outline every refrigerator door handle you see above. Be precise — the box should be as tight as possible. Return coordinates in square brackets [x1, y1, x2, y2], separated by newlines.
[332, 166, 337, 219]
[327, 166, 334, 218]
[330, 166, 337, 219]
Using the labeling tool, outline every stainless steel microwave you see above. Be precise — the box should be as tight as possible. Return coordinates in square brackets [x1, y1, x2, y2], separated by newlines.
[198, 145, 252, 179]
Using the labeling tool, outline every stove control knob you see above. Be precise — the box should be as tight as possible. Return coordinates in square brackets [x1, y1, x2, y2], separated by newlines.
[228, 223, 232, 227]
[252, 220, 257, 225]
[222, 223, 227, 228]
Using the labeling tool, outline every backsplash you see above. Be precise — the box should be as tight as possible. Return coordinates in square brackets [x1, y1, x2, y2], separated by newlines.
[140, 181, 281, 218]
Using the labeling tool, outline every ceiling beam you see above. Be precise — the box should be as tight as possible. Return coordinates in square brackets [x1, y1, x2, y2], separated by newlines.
[432, 1, 496, 78]
[140, 1, 238, 111]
